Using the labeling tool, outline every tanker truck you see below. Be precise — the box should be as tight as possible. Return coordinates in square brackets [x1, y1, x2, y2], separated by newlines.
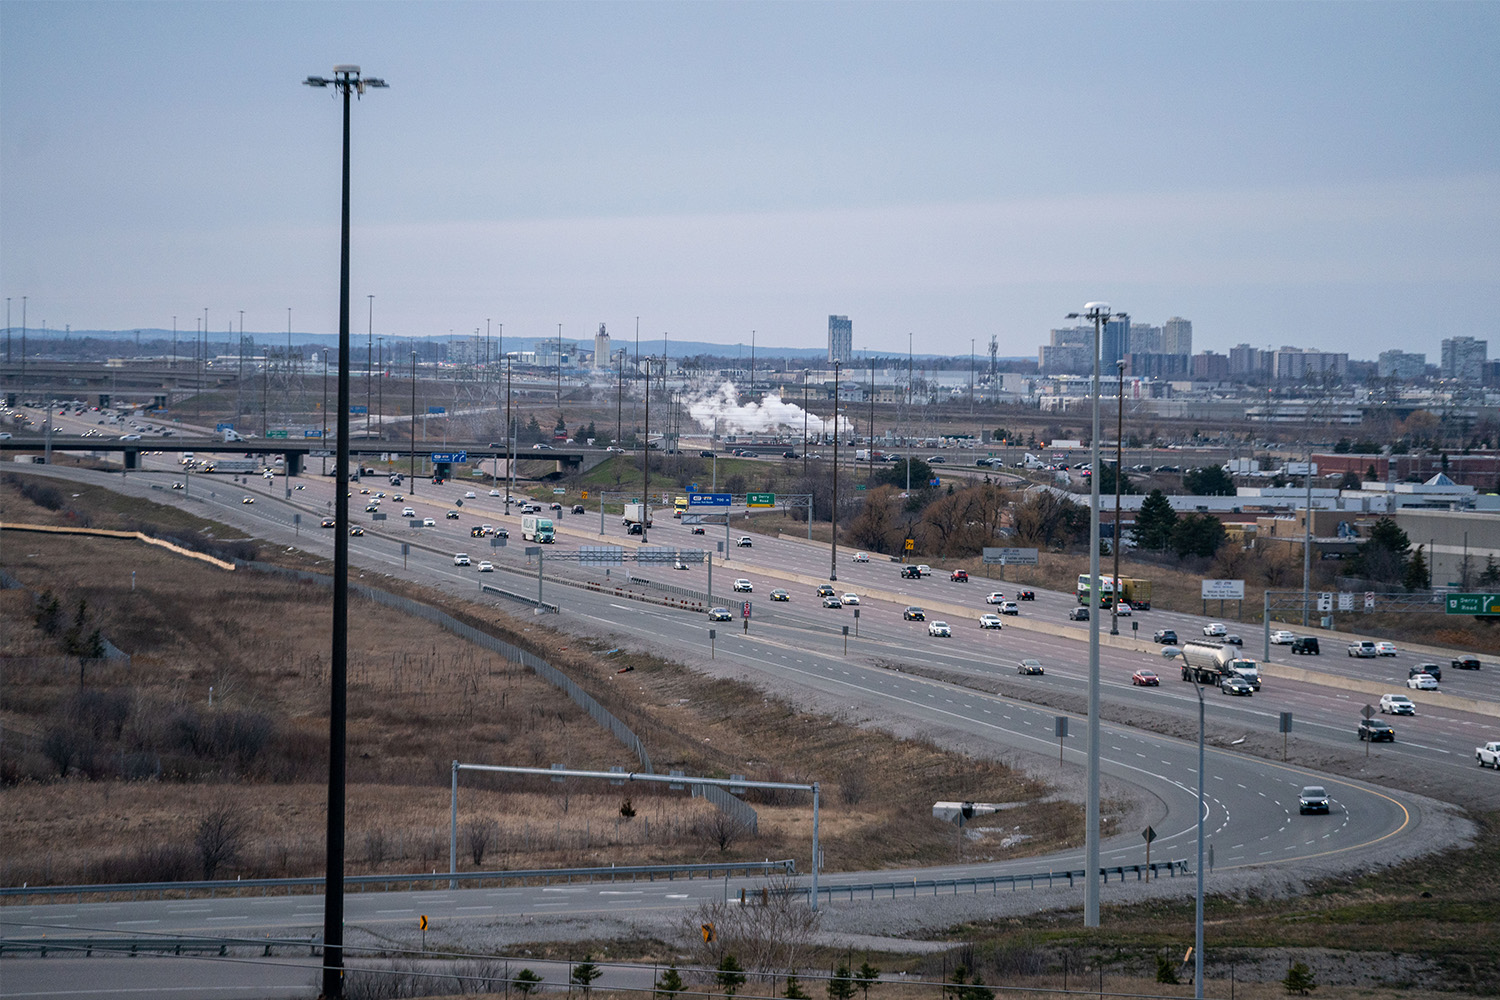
[1179, 641, 1261, 690]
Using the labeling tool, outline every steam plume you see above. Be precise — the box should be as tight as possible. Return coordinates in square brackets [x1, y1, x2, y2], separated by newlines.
[686, 381, 851, 436]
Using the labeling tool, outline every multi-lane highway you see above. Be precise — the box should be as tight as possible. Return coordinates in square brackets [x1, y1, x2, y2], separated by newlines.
[3, 420, 1493, 949]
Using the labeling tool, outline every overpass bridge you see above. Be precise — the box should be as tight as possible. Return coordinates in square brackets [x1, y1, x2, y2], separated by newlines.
[0, 436, 605, 477]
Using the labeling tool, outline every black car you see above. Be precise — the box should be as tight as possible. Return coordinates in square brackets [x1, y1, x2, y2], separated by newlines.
[1359, 718, 1396, 742]
[1153, 629, 1178, 645]
[470, 526, 486, 537]
[1221, 676, 1254, 696]
[1067, 607, 1089, 621]
[1298, 786, 1330, 815]
[1291, 636, 1320, 655]
[1224, 634, 1243, 646]
[903, 607, 926, 621]
[901, 566, 921, 579]
[1452, 655, 1481, 671]
[1018, 590, 1035, 601]
[1410, 663, 1442, 682]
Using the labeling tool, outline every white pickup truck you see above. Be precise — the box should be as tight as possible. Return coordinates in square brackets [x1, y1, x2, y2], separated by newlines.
[1478, 742, 1500, 769]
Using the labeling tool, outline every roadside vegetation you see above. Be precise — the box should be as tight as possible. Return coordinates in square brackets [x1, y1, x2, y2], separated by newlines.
[0, 477, 1073, 889]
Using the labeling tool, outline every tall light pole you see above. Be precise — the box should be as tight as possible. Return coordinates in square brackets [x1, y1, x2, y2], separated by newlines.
[1066, 301, 1113, 928]
[304, 63, 386, 1000]
[376, 336, 384, 438]
[642, 358, 652, 544]
[1111, 359, 1126, 636]
[410, 349, 418, 491]
[830, 361, 841, 581]
[505, 357, 513, 509]
[366, 295, 374, 437]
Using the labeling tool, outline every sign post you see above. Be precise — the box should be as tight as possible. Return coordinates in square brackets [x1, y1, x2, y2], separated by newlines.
[1279, 711, 1293, 761]
[1143, 825, 1157, 879]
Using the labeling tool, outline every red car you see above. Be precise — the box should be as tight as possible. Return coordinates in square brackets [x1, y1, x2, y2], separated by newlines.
[1131, 669, 1160, 686]
[951, 569, 969, 582]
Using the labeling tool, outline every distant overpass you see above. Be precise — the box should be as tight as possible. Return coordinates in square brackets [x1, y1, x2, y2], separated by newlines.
[0, 436, 605, 476]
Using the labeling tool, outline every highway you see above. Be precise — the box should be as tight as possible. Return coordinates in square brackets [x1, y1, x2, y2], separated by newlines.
[3, 416, 1494, 948]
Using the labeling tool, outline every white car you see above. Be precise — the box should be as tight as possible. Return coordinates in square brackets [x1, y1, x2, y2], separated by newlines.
[1379, 693, 1416, 715]
[986, 592, 1006, 604]
[928, 621, 952, 637]
[465, 491, 477, 499]
[489, 489, 501, 497]
[402, 507, 416, 517]
[421, 517, 436, 527]
[1203, 622, 1227, 636]
[852, 552, 870, 562]
[1270, 630, 1296, 645]
[1347, 641, 1378, 658]
[1407, 673, 1438, 690]
[736, 536, 753, 547]
[979, 614, 1004, 629]
[1375, 641, 1398, 656]
[477, 561, 494, 573]
[999, 601, 1020, 615]
[916, 564, 932, 576]
[1114, 602, 1132, 616]
[733, 579, 753, 592]
[453, 553, 471, 566]
[841, 593, 860, 605]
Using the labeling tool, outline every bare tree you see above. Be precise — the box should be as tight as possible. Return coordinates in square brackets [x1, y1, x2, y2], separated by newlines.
[681, 876, 823, 976]
[694, 811, 748, 853]
[465, 818, 499, 867]
[194, 796, 247, 880]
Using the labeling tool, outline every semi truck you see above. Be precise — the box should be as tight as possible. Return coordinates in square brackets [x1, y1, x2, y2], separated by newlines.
[622, 502, 653, 528]
[1179, 641, 1261, 689]
[521, 514, 555, 543]
[854, 449, 885, 462]
[1118, 577, 1152, 610]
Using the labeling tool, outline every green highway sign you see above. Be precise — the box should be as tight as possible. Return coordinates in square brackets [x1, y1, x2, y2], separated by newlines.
[746, 492, 775, 507]
[1445, 593, 1500, 615]
[266, 430, 289, 439]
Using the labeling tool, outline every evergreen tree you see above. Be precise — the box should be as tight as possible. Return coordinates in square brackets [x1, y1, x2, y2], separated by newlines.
[1350, 517, 1412, 584]
[1479, 555, 1500, 587]
[943, 966, 970, 1000]
[1182, 465, 1236, 496]
[826, 963, 856, 1000]
[1096, 463, 1139, 496]
[783, 975, 811, 1000]
[655, 964, 685, 998]
[854, 962, 881, 1000]
[1282, 960, 1317, 995]
[1338, 470, 1361, 490]
[962, 974, 995, 1000]
[1404, 543, 1431, 590]
[1134, 489, 1178, 551]
[1155, 955, 1180, 984]
[1171, 512, 1227, 559]
[513, 969, 543, 995]
[570, 958, 603, 994]
[715, 955, 747, 997]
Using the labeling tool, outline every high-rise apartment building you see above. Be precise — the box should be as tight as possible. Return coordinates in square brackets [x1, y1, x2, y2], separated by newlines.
[1040, 325, 1095, 374]
[1192, 351, 1230, 381]
[1272, 347, 1348, 381]
[1229, 343, 1266, 378]
[1130, 323, 1163, 354]
[827, 315, 853, 365]
[1162, 317, 1193, 356]
[1101, 317, 1130, 369]
[1440, 336, 1487, 382]
[1377, 349, 1426, 381]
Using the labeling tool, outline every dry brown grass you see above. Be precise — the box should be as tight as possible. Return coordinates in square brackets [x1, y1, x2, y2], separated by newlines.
[1, 478, 1074, 888]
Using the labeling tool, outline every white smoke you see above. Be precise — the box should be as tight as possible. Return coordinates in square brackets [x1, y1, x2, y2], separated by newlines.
[687, 381, 852, 436]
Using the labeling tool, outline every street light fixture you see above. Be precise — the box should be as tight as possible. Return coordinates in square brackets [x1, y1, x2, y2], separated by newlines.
[303, 63, 386, 1000]
[1064, 301, 1114, 929]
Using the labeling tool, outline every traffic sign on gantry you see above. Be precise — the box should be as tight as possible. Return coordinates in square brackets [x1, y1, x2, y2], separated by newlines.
[1446, 593, 1500, 615]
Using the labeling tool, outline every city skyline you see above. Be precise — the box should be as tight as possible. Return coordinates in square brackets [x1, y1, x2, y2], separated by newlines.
[2, 2, 1497, 359]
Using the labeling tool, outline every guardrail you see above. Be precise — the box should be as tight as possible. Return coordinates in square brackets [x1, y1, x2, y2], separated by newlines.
[778, 860, 1188, 903]
[0, 934, 321, 958]
[2, 859, 798, 905]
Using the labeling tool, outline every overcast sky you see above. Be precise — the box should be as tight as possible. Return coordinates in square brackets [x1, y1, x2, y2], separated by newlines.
[3, 1, 1497, 360]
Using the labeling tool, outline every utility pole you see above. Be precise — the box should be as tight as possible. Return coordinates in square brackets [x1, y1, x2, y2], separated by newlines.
[366, 295, 374, 438]
[505, 357, 513, 510]
[642, 358, 652, 544]
[1111, 359, 1125, 636]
